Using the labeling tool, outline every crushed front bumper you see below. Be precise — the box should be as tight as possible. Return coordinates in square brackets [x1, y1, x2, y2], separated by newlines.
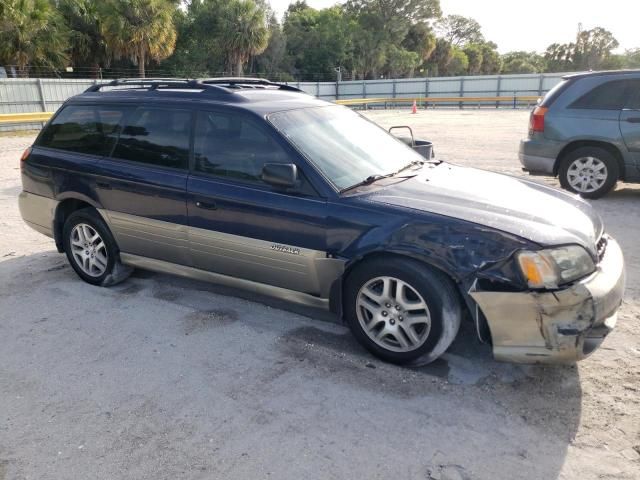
[470, 236, 625, 364]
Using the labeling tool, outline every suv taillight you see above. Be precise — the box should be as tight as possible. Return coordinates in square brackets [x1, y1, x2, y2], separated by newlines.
[20, 147, 32, 169]
[529, 106, 548, 133]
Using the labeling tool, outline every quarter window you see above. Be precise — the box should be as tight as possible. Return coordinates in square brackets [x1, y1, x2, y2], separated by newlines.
[193, 110, 290, 183]
[112, 107, 191, 169]
[38, 105, 125, 155]
[570, 80, 630, 110]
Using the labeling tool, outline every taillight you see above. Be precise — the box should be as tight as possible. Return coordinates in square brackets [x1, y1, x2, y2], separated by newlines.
[20, 147, 32, 168]
[530, 106, 548, 133]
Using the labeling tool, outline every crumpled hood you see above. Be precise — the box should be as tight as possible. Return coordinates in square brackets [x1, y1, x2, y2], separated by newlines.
[367, 163, 604, 255]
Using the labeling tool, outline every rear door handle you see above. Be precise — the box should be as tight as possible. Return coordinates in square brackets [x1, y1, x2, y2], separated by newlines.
[625, 117, 640, 123]
[96, 181, 112, 190]
[195, 200, 217, 210]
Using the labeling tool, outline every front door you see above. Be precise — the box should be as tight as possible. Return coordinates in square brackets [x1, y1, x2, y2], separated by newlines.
[95, 105, 192, 266]
[186, 109, 338, 297]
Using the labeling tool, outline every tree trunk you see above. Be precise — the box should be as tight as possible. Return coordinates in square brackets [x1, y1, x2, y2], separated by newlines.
[138, 46, 146, 78]
[236, 58, 243, 76]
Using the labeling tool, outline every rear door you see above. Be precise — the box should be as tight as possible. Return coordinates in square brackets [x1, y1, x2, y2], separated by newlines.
[95, 105, 192, 266]
[186, 109, 335, 296]
[620, 79, 640, 153]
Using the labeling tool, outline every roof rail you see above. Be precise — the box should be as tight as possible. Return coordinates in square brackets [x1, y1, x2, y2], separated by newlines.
[83, 78, 233, 95]
[199, 77, 304, 93]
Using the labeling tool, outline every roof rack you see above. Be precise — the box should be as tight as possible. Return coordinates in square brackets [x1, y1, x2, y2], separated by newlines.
[83, 78, 233, 96]
[199, 77, 304, 92]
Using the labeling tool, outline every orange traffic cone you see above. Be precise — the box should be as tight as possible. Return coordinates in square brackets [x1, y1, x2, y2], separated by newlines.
[411, 99, 417, 114]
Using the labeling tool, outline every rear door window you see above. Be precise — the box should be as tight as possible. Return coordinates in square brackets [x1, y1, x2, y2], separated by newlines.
[625, 80, 640, 109]
[38, 105, 125, 156]
[111, 107, 192, 169]
[570, 80, 631, 110]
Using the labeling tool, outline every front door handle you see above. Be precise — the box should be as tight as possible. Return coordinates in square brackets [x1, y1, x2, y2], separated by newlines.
[195, 200, 217, 210]
[625, 117, 640, 123]
[96, 181, 112, 190]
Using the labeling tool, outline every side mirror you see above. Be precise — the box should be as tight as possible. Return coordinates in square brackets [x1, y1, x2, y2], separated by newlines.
[262, 163, 298, 188]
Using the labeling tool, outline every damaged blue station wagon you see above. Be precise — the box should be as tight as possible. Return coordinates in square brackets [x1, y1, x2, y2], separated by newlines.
[19, 78, 625, 364]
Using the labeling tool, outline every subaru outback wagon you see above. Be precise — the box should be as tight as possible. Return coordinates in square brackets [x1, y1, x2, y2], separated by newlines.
[20, 78, 625, 365]
[520, 69, 640, 198]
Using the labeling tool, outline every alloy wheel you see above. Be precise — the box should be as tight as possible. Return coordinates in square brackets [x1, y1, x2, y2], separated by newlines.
[356, 276, 431, 353]
[70, 223, 108, 277]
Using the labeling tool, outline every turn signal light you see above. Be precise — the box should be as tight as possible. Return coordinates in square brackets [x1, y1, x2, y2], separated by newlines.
[529, 106, 548, 133]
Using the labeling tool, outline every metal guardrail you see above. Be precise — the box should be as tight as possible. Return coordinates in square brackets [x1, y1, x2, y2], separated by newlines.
[335, 95, 541, 108]
[0, 112, 53, 124]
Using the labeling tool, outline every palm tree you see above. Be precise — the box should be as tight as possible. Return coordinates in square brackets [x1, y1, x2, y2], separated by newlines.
[220, 0, 269, 76]
[100, 0, 177, 78]
[0, 0, 69, 76]
[58, 0, 108, 78]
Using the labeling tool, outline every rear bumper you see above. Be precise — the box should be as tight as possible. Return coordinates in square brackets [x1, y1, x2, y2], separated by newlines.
[470, 236, 625, 364]
[519, 138, 562, 175]
[18, 191, 58, 238]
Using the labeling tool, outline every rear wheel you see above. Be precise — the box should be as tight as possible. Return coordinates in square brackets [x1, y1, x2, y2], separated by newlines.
[559, 146, 619, 199]
[62, 209, 132, 286]
[344, 257, 461, 364]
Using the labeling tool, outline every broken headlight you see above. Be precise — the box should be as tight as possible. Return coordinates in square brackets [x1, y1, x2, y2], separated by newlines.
[517, 245, 595, 289]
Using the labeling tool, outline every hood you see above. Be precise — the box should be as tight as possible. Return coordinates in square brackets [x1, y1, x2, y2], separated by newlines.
[363, 163, 604, 255]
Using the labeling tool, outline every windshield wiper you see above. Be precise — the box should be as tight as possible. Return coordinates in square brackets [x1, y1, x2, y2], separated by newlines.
[340, 173, 395, 193]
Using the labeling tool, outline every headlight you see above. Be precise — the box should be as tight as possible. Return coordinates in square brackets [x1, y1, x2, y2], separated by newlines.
[517, 245, 595, 289]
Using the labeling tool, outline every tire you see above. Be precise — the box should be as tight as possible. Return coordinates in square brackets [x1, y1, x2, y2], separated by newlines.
[344, 257, 461, 364]
[558, 146, 619, 199]
[62, 208, 132, 286]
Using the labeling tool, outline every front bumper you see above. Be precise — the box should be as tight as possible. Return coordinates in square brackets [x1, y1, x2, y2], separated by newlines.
[470, 236, 625, 364]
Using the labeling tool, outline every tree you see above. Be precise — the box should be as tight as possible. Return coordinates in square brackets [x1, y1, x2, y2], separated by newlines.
[100, 0, 177, 78]
[443, 47, 468, 76]
[402, 22, 437, 63]
[254, 11, 291, 80]
[478, 42, 502, 74]
[58, 0, 107, 77]
[0, 0, 69, 76]
[501, 51, 547, 74]
[463, 44, 483, 74]
[218, 0, 269, 75]
[436, 15, 483, 47]
[573, 27, 619, 70]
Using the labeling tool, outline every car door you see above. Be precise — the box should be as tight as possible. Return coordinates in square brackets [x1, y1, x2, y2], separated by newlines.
[186, 109, 338, 297]
[95, 105, 192, 266]
[620, 80, 640, 154]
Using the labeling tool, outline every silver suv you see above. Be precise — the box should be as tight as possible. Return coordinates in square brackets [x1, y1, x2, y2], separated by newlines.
[520, 70, 640, 198]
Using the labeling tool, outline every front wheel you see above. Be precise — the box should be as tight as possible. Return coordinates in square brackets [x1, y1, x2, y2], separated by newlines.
[344, 257, 461, 364]
[558, 147, 619, 199]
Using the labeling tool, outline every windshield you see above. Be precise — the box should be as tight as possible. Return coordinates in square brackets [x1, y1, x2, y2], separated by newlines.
[268, 105, 424, 191]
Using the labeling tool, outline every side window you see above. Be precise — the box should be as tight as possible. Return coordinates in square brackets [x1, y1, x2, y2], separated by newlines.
[570, 80, 630, 110]
[37, 105, 125, 155]
[625, 80, 640, 109]
[112, 107, 191, 169]
[193, 110, 291, 183]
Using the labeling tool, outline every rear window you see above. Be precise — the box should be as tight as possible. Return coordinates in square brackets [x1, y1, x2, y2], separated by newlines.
[38, 105, 125, 156]
[570, 79, 630, 110]
[111, 107, 191, 169]
[540, 79, 571, 108]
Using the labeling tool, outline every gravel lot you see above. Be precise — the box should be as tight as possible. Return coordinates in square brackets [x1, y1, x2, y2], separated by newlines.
[1, 110, 639, 480]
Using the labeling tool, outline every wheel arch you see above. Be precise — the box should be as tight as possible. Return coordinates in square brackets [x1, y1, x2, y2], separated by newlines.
[53, 195, 102, 252]
[554, 140, 626, 179]
[330, 250, 465, 321]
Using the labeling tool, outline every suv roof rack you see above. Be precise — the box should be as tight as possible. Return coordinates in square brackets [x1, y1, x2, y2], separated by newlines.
[83, 78, 234, 96]
[199, 77, 304, 92]
[83, 77, 304, 95]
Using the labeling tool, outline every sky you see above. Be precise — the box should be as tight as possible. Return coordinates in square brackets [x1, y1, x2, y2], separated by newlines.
[269, 0, 639, 54]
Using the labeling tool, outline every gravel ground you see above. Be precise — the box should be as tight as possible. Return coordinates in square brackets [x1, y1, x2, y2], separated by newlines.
[1, 110, 639, 480]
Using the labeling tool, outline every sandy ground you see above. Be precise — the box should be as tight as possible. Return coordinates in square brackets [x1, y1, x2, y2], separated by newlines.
[0, 110, 638, 480]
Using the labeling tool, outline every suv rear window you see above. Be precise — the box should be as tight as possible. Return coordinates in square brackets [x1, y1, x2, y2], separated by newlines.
[570, 80, 630, 110]
[38, 105, 125, 156]
[112, 107, 191, 169]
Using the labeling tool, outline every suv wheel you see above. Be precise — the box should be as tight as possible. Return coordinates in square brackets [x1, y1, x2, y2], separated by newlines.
[344, 257, 461, 364]
[62, 209, 132, 286]
[559, 146, 619, 199]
